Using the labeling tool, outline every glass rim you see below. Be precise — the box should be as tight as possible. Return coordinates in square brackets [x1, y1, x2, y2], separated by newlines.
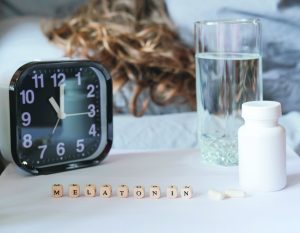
[194, 18, 260, 26]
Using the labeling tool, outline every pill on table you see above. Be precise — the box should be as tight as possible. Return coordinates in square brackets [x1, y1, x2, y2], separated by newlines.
[224, 189, 246, 198]
[207, 189, 225, 201]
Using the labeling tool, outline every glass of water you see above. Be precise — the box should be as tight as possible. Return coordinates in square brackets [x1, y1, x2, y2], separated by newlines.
[194, 19, 262, 166]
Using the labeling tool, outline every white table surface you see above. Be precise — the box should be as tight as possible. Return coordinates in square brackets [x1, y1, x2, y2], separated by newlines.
[1, 148, 300, 233]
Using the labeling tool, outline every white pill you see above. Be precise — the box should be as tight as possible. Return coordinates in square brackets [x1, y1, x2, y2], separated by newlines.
[224, 189, 246, 198]
[208, 189, 225, 201]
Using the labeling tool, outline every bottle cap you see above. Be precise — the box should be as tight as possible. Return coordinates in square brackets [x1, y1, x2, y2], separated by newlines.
[242, 101, 282, 120]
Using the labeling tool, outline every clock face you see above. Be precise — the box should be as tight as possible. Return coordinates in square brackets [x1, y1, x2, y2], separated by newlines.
[9, 61, 111, 171]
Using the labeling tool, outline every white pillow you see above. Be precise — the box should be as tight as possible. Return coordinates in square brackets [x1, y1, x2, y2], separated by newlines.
[0, 17, 64, 62]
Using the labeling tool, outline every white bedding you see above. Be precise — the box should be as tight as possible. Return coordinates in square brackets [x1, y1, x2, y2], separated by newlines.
[2, 0, 300, 114]
[113, 112, 300, 156]
[1, 17, 300, 157]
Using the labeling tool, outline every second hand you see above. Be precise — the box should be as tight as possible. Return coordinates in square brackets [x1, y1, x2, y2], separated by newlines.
[52, 118, 60, 135]
[66, 112, 89, 117]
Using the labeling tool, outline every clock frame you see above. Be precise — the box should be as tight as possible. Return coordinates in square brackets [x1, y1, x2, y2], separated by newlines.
[7, 60, 112, 174]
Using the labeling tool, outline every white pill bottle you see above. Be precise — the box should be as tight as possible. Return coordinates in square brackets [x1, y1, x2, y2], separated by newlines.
[238, 101, 286, 192]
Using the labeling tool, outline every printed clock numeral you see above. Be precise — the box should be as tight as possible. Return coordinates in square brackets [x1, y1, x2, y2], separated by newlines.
[20, 90, 35, 104]
[76, 139, 85, 153]
[32, 73, 44, 88]
[51, 72, 66, 87]
[21, 112, 31, 126]
[87, 84, 95, 98]
[56, 142, 65, 156]
[38, 145, 47, 159]
[22, 134, 32, 148]
[89, 124, 96, 136]
[76, 71, 81, 86]
[88, 104, 96, 118]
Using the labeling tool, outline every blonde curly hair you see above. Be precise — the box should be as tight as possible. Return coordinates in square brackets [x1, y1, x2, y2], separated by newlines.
[44, 0, 196, 116]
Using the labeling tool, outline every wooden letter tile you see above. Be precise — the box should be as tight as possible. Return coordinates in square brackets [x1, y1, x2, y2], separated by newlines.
[167, 185, 178, 199]
[117, 185, 129, 198]
[52, 184, 63, 198]
[149, 185, 161, 199]
[100, 184, 112, 198]
[69, 184, 80, 198]
[133, 185, 145, 199]
[181, 186, 192, 199]
[85, 184, 96, 197]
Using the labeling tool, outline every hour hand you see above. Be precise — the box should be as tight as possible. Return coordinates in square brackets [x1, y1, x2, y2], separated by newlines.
[49, 97, 60, 114]
[49, 97, 64, 119]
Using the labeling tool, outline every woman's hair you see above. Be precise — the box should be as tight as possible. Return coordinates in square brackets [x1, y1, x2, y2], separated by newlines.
[44, 0, 195, 116]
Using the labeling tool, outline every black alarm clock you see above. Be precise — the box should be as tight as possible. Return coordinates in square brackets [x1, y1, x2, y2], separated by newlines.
[0, 60, 112, 174]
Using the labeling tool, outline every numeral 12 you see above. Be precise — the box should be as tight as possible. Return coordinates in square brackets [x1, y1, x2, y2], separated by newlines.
[51, 73, 66, 87]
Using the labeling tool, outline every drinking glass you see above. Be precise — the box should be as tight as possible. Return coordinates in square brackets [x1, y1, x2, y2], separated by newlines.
[194, 19, 262, 166]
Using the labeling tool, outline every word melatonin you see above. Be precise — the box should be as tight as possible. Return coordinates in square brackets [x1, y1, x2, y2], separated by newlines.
[52, 184, 193, 199]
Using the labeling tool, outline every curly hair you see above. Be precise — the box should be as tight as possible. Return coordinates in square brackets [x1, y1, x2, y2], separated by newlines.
[44, 0, 196, 116]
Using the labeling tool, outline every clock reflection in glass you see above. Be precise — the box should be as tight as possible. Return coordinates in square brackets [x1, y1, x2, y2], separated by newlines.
[18, 67, 101, 167]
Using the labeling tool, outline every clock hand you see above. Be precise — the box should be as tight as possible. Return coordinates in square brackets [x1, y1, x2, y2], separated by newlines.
[52, 118, 60, 134]
[49, 97, 66, 119]
[59, 84, 66, 119]
[66, 112, 89, 117]
[49, 97, 61, 117]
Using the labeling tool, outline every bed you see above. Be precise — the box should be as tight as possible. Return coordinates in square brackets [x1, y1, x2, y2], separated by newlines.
[1, 3, 300, 232]
[1, 15, 300, 151]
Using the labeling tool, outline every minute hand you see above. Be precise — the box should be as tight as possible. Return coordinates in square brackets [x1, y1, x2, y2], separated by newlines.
[59, 84, 66, 119]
